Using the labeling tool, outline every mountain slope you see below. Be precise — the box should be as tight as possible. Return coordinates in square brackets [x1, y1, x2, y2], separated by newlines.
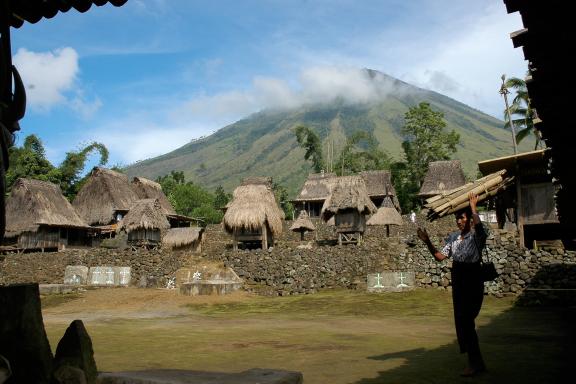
[125, 72, 531, 196]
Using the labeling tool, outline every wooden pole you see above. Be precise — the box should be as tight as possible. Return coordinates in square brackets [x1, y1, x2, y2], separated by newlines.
[262, 224, 268, 250]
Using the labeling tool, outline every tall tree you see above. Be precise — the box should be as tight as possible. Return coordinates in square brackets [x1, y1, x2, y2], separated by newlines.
[336, 131, 390, 175]
[58, 142, 109, 198]
[294, 125, 325, 173]
[503, 76, 542, 149]
[393, 102, 460, 211]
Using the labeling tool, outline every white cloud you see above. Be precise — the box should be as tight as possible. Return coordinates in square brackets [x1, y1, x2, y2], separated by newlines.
[13, 47, 78, 110]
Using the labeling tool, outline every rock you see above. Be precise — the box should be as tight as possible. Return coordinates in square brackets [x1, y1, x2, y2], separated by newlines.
[53, 320, 98, 384]
[0, 284, 53, 384]
[53, 365, 87, 384]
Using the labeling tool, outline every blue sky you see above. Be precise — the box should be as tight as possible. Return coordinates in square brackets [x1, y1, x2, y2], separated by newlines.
[10, 0, 527, 169]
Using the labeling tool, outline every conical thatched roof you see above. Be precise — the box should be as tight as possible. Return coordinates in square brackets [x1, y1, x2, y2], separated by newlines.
[223, 181, 283, 236]
[418, 160, 466, 198]
[321, 176, 377, 221]
[117, 198, 170, 233]
[73, 167, 139, 225]
[290, 210, 315, 232]
[293, 172, 337, 202]
[162, 227, 203, 248]
[131, 176, 176, 215]
[367, 196, 403, 226]
[5, 178, 90, 238]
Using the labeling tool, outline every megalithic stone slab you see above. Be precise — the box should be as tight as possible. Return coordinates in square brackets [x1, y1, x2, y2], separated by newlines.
[89, 267, 115, 286]
[113, 267, 131, 286]
[53, 320, 97, 384]
[0, 283, 54, 384]
[367, 271, 415, 292]
[64, 266, 89, 285]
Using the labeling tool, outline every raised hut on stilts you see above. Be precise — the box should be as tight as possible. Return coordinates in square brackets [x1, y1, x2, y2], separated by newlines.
[223, 177, 283, 250]
[321, 176, 377, 245]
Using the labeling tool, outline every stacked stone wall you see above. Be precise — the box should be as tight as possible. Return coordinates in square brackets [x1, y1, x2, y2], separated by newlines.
[1, 217, 574, 303]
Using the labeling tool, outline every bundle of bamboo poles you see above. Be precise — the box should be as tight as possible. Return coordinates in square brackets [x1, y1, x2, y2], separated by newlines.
[424, 169, 514, 221]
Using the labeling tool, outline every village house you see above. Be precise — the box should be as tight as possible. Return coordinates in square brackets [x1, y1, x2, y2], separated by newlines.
[321, 175, 377, 245]
[293, 170, 398, 217]
[223, 177, 284, 250]
[2, 178, 96, 252]
[418, 160, 467, 200]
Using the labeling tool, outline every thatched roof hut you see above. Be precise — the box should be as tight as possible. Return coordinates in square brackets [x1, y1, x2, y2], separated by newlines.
[117, 199, 170, 234]
[359, 170, 400, 211]
[223, 182, 283, 236]
[5, 178, 90, 239]
[293, 172, 336, 203]
[418, 160, 466, 199]
[163, 227, 204, 251]
[290, 210, 315, 232]
[367, 196, 403, 226]
[321, 176, 377, 221]
[131, 177, 176, 215]
[73, 167, 139, 226]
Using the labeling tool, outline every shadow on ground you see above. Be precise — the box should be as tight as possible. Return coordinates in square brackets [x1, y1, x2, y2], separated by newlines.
[355, 264, 576, 384]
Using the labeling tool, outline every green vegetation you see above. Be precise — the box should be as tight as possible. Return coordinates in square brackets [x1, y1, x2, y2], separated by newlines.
[392, 102, 460, 212]
[294, 125, 325, 172]
[124, 71, 534, 198]
[156, 171, 229, 224]
[6, 134, 108, 200]
[43, 289, 572, 384]
[502, 75, 542, 149]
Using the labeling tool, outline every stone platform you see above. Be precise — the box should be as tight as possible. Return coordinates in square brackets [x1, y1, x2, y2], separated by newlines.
[179, 281, 243, 296]
[98, 368, 303, 384]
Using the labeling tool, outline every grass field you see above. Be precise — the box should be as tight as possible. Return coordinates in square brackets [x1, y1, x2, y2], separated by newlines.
[42, 288, 573, 383]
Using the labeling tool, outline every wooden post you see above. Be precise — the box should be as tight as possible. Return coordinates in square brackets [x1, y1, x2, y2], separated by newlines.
[338, 233, 342, 246]
[262, 224, 268, 250]
[300, 231, 305, 241]
[232, 229, 238, 251]
[516, 164, 525, 247]
[386, 224, 390, 237]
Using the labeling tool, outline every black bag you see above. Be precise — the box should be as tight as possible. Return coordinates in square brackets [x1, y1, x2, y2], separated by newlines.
[480, 261, 498, 282]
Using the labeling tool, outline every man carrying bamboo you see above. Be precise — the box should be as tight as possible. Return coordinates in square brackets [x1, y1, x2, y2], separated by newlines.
[417, 192, 487, 377]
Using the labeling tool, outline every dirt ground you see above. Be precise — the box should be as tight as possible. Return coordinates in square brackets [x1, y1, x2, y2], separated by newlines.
[41, 288, 572, 384]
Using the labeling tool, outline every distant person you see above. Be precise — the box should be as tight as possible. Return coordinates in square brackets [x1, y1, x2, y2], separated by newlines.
[416, 192, 487, 377]
[410, 211, 416, 224]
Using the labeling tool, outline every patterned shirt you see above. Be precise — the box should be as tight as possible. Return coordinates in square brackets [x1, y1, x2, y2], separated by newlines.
[441, 218, 487, 263]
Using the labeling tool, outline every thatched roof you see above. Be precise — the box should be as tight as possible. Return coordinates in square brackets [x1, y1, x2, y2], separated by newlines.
[5, 178, 90, 238]
[131, 176, 176, 215]
[241, 176, 272, 187]
[290, 210, 315, 232]
[73, 167, 140, 225]
[223, 182, 284, 236]
[117, 199, 170, 233]
[321, 176, 377, 221]
[419, 160, 467, 198]
[293, 172, 336, 202]
[367, 196, 403, 226]
[359, 170, 397, 197]
[163, 227, 203, 248]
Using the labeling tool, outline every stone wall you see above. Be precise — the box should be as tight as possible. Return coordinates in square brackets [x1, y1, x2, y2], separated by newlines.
[1, 216, 574, 302]
[0, 248, 191, 288]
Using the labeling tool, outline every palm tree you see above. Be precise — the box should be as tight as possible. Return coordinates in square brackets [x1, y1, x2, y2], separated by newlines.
[503, 76, 543, 150]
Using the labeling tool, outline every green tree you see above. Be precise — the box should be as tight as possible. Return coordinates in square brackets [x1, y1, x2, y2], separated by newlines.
[336, 131, 390, 175]
[394, 102, 460, 211]
[156, 172, 223, 225]
[213, 185, 231, 210]
[294, 125, 325, 173]
[502, 76, 542, 149]
[57, 142, 109, 198]
[5, 135, 56, 189]
[272, 182, 294, 219]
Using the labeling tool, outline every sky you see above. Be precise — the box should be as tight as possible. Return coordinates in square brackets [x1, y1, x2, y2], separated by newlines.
[10, 0, 528, 169]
